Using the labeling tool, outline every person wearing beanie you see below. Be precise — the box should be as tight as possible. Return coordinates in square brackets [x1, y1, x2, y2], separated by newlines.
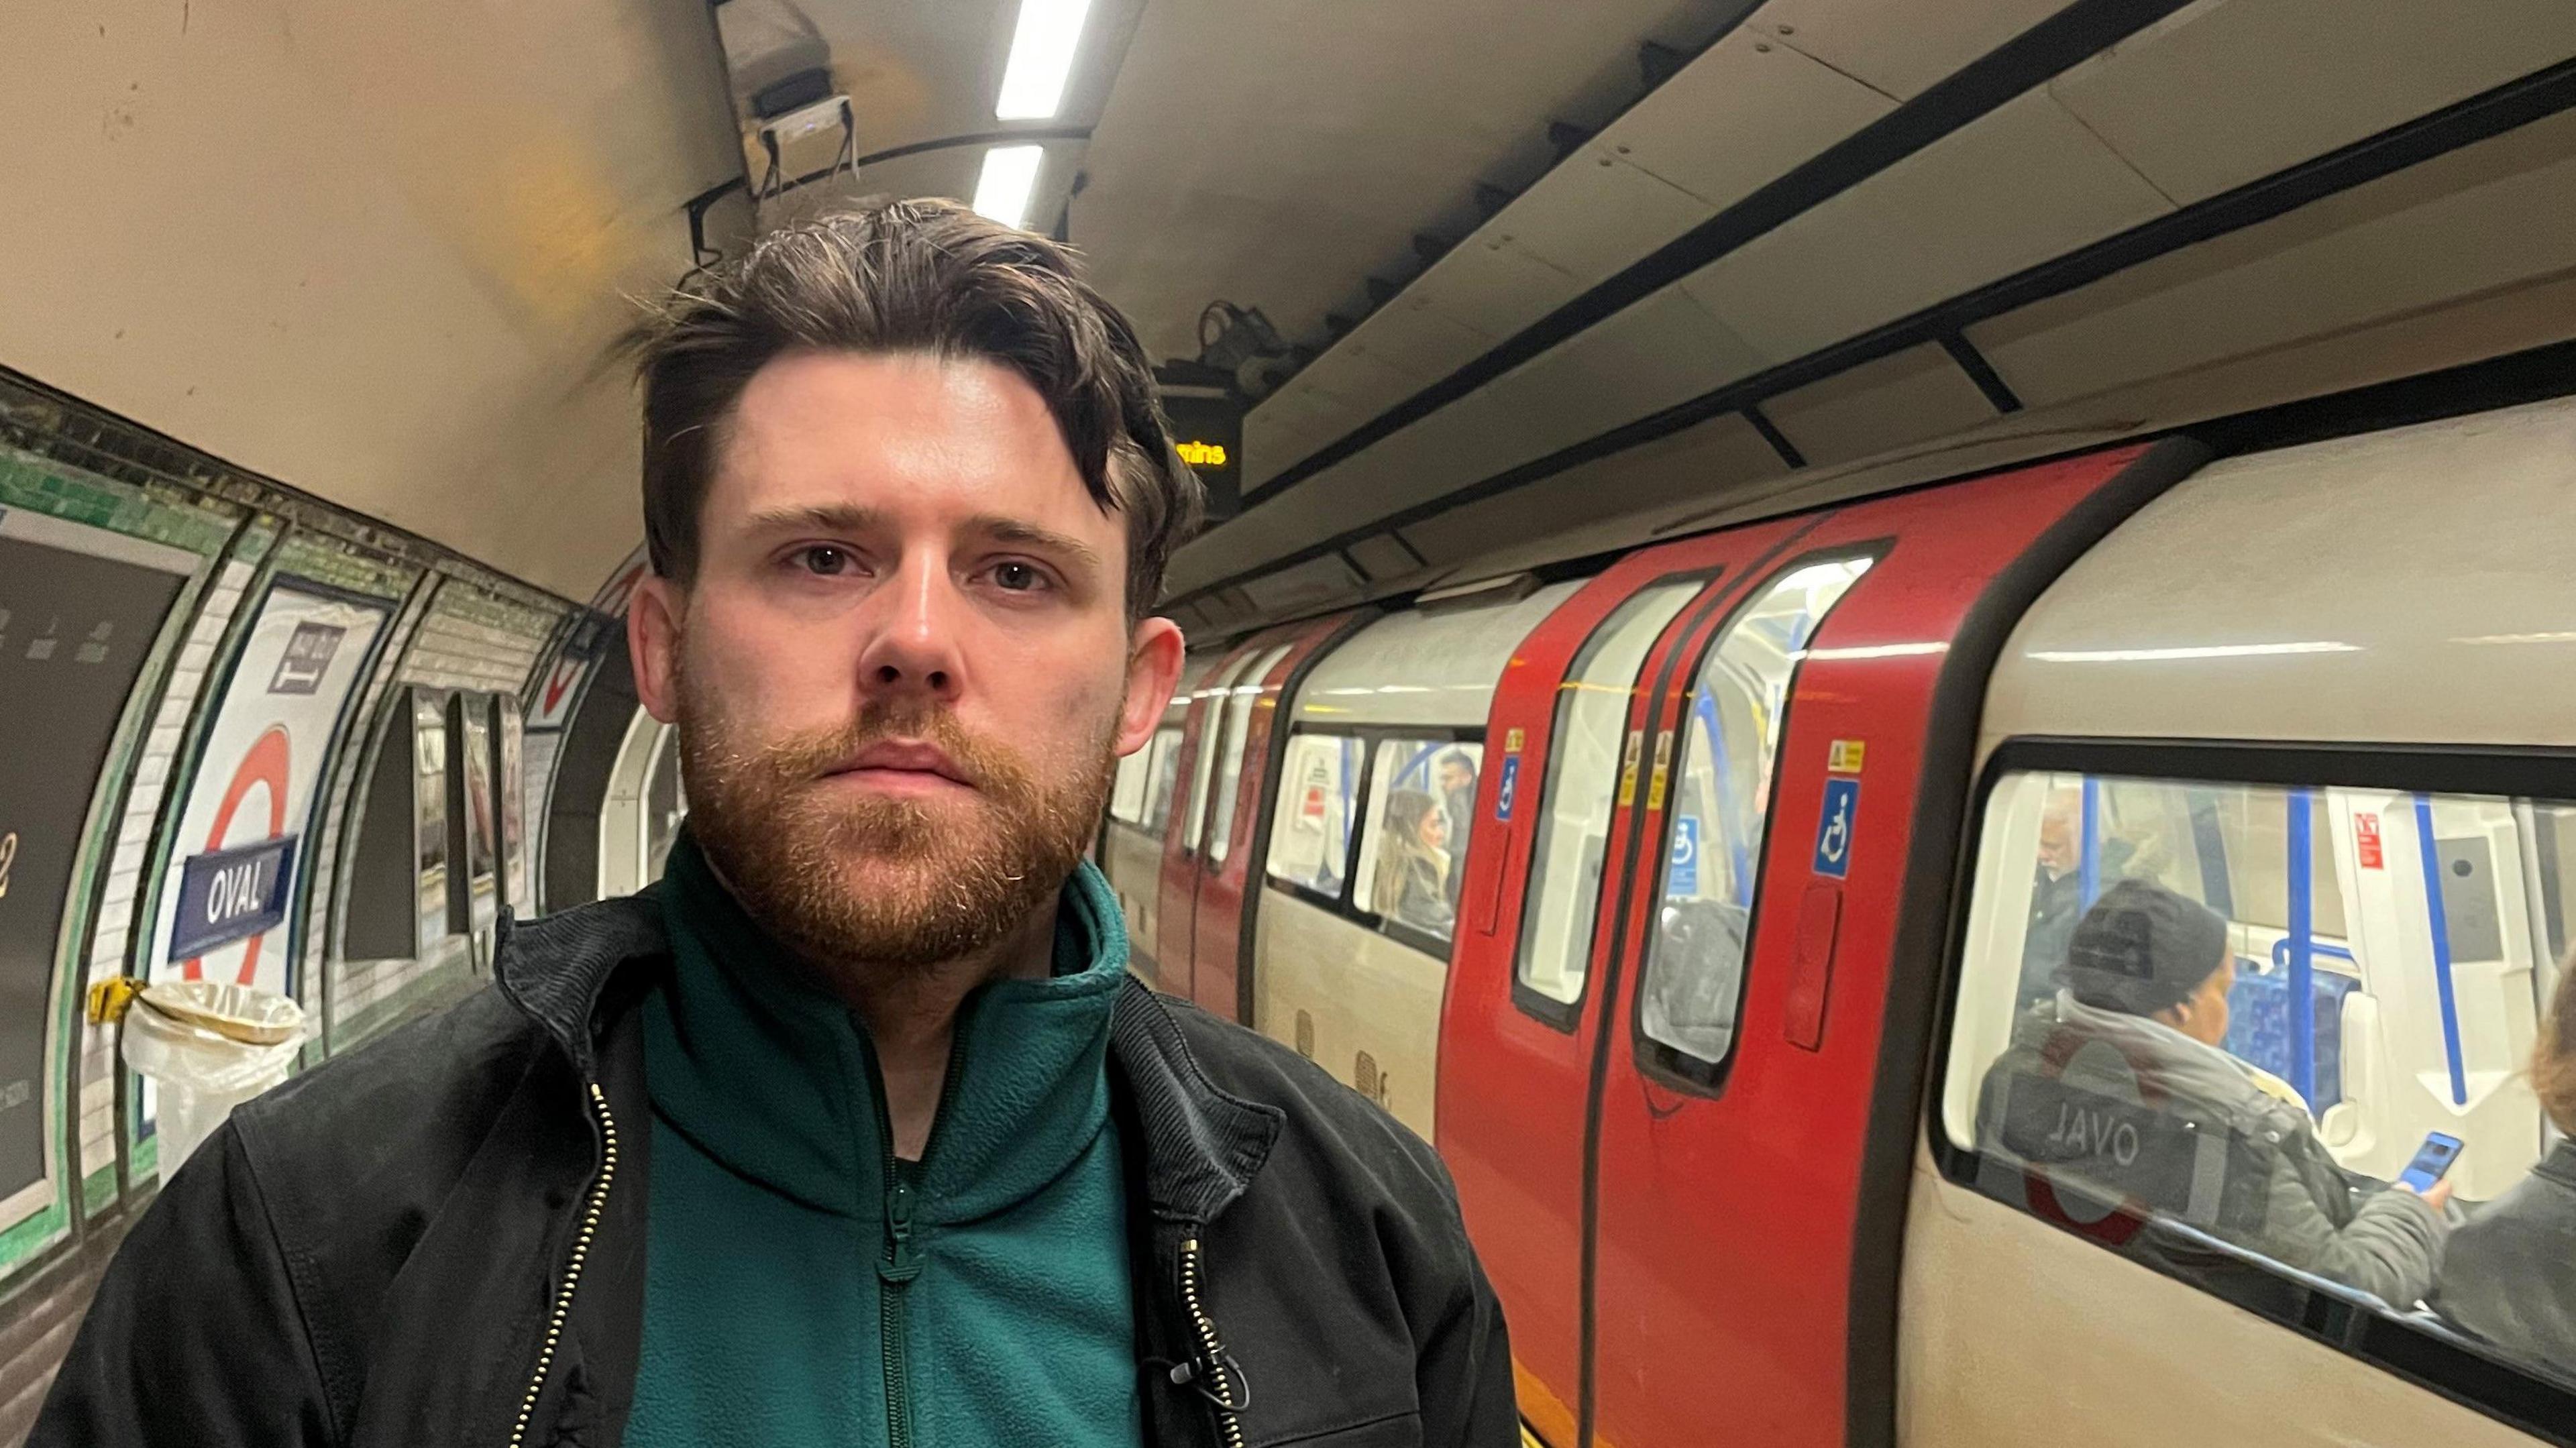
[1978, 879, 2449, 1308]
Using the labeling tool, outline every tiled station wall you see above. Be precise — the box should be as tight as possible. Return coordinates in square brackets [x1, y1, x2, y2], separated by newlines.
[0, 371, 596, 1441]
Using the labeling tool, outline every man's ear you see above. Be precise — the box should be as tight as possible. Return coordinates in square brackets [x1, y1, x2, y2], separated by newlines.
[628, 574, 685, 724]
[1117, 616, 1187, 755]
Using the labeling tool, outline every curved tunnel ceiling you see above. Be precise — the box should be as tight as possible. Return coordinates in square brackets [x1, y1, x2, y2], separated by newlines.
[7, 0, 2576, 620]
[1158, 0, 2576, 637]
[0, 0, 742, 602]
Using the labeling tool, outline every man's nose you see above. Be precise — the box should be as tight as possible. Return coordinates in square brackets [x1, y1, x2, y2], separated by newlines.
[853, 557, 967, 705]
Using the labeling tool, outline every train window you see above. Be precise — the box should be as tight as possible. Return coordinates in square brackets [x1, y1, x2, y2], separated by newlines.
[1184, 651, 1261, 854]
[1939, 759, 2576, 1412]
[1637, 556, 1872, 1074]
[1110, 743, 1153, 825]
[1208, 643, 1293, 867]
[1267, 731, 1362, 898]
[1514, 581, 1701, 1017]
[1353, 737, 1483, 950]
[1142, 725, 1184, 831]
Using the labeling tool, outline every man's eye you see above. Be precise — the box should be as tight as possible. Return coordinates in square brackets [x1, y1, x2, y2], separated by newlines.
[991, 561, 1046, 592]
[794, 546, 853, 575]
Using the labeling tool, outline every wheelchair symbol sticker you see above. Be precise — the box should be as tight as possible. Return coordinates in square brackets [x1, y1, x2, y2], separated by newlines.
[1670, 817, 1700, 893]
[1813, 778, 1859, 880]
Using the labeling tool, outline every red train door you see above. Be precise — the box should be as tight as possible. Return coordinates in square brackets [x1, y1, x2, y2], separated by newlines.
[1157, 640, 1265, 998]
[1438, 516, 1809, 1448]
[1182, 610, 1367, 1021]
[1580, 447, 2151, 1448]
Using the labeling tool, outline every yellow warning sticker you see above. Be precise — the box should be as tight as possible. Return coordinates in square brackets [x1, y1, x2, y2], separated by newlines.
[1646, 732, 1674, 811]
[1829, 738, 1866, 775]
[1616, 729, 1643, 807]
[1505, 726, 1526, 753]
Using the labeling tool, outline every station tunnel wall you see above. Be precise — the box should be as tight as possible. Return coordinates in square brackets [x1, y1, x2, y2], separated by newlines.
[0, 367, 599, 1439]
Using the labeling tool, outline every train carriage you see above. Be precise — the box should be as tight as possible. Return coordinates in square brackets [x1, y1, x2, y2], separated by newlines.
[1097, 390, 2576, 1448]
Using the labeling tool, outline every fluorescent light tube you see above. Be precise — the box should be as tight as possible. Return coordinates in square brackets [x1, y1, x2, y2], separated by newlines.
[972, 144, 1045, 228]
[996, 0, 1095, 119]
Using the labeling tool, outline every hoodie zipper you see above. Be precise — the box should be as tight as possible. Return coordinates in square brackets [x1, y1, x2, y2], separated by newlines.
[1178, 1237, 1246, 1448]
[879, 1168, 922, 1448]
[868, 1027, 971, 1448]
[508, 1082, 619, 1448]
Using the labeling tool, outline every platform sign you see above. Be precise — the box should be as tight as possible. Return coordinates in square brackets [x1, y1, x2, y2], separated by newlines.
[168, 836, 299, 958]
[1670, 816, 1701, 893]
[0, 511, 193, 1219]
[529, 559, 645, 733]
[1813, 778, 1860, 880]
[150, 579, 388, 995]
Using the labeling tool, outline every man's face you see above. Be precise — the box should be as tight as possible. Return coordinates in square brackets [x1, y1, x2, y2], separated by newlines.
[629, 351, 1185, 967]
[1439, 759, 1472, 797]
[2037, 809, 2076, 875]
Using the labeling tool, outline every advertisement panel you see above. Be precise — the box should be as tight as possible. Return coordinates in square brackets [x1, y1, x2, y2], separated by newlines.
[0, 512, 192, 1221]
[148, 579, 389, 997]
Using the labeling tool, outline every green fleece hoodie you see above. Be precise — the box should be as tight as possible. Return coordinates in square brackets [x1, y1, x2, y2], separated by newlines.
[625, 833, 1141, 1448]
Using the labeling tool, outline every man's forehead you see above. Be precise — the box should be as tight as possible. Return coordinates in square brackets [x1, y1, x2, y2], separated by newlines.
[711, 351, 1115, 539]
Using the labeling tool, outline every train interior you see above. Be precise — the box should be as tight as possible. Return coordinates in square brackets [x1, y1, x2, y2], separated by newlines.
[10, 1, 2576, 1445]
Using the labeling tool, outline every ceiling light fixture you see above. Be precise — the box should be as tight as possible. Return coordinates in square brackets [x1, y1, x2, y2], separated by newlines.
[972, 144, 1046, 228]
[996, 0, 1095, 120]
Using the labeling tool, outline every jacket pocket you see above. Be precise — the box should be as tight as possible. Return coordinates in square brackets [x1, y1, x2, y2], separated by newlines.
[1259, 1408, 1423, 1448]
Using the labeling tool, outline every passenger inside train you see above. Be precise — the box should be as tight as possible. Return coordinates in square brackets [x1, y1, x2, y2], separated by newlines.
[1947, 768, 2576, 1391]
[1977, 875, 2450, 1308]
[2438, 961, 2576, 1374]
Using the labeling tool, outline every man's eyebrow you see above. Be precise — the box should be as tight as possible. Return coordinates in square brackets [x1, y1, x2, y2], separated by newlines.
[970, 515, 1105, 573]
[741, 503, 889, 536]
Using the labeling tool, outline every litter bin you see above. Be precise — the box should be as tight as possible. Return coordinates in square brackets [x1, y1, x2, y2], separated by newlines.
[117, 980, 306, 1174]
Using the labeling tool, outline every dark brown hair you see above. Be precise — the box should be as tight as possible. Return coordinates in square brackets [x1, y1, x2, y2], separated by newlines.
[2536, 954, 2576, 1135]
[627, 199, 1203, 619]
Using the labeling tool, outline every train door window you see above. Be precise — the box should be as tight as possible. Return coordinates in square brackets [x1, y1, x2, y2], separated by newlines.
[1144, 725, 1185, 831]
[1110, 744, 1153, 825]
[1267, 731, 1361, 899]
[1208, 643, 1293, 867]
[1937, 759, 2576, 1415]
[1184, 653, 1260, 854]
[1514, 581, 1701, 1017]
[1637, 556, 1872, 1076]
[1353, 736, 1485, 950]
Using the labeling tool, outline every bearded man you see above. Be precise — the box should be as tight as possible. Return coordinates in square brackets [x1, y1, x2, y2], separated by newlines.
[39, 201, 1514, 1448]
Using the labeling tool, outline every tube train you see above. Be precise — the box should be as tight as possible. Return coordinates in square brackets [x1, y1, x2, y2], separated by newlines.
[1097, 379, 2576, 1448]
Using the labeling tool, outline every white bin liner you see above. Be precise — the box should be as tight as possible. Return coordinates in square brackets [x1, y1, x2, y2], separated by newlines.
[119, 981, 305, 1175]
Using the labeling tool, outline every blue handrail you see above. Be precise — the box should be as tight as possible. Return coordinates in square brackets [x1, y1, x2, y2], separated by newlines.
[2286, 788, 2317, 1107]
[1692, 687, 1754, 906]
[2412, 795, 2470, 1105]
[2079, 776, 2104, 908]
[1393, 741, 1442, 792]
[2270, 938, 2356, 969]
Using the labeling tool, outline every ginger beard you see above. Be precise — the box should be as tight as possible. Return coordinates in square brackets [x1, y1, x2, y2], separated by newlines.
[674, 664, 1120, 971]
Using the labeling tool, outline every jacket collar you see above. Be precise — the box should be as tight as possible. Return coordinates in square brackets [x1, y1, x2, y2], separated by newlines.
[2537, 1137, 2576, 1189]
[492, 884, 1280, 1225]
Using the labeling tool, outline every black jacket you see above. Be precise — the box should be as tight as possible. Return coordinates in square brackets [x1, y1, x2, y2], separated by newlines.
[35, 891, 1515, 1448]
[2438, 1139, 2576, 1375]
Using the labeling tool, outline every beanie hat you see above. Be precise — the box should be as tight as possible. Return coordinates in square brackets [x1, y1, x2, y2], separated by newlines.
[2059, 877, 2231, 1017]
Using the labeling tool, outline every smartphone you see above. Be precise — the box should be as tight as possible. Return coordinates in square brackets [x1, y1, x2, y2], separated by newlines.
[2396, 1131, 2464, 1192]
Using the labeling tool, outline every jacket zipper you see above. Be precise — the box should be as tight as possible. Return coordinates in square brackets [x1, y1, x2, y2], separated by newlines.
[879, 1168, 922, 1448]
[1178, 1237, 1246, 1448]
[508, 1081, 620, 1448]
[867, 1027, 970, 1448]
